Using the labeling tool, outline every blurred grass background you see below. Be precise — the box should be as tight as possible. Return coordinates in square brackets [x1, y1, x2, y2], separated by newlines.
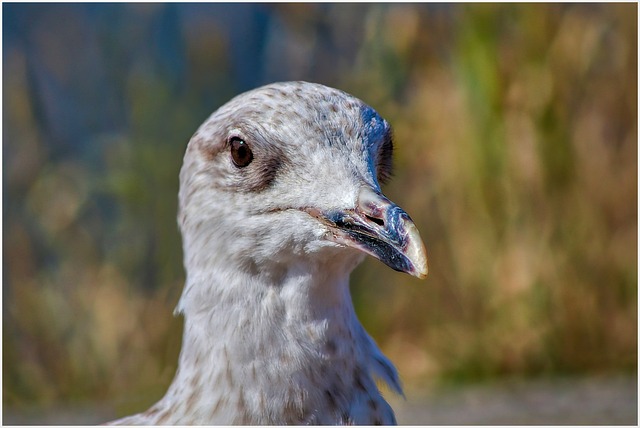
[3, 2, 637, 421]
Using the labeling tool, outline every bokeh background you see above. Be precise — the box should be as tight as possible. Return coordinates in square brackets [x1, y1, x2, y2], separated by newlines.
[3, 3, 637, 424]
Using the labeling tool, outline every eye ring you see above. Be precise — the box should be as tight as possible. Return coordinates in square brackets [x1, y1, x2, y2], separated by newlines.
[229, 137, 253, 168]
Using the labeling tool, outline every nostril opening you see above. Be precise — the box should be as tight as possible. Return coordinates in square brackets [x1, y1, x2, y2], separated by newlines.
[366, 214, 385, 227]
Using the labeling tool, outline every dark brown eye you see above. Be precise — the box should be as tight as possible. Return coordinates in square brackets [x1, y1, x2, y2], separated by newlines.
[230, 137, 253, 168]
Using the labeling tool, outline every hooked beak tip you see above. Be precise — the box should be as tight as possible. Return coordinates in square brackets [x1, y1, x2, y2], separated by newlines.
[404, 220, 428, 279]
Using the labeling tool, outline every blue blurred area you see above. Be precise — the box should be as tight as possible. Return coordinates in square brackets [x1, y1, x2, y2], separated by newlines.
[3, 3, 417, 153]
[5, 3, 264, 155]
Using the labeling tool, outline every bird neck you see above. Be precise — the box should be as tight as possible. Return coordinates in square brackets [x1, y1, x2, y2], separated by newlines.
[151, 251, 384, 424]
[177, 249, 361, 363]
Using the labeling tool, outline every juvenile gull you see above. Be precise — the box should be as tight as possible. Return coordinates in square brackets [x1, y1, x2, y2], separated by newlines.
[109, 81, 427, 425]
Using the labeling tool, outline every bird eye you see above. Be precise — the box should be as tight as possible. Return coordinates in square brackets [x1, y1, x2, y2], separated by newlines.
[229, 137, 253, 168]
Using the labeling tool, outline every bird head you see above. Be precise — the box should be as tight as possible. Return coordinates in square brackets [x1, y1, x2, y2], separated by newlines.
[178, 81, 427, 281]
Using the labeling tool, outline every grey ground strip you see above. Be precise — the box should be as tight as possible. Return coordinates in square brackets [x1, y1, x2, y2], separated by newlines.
[4, 375, 636, 425]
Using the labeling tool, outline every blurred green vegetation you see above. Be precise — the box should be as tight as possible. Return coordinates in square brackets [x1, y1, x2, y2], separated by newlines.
[3, 2, 637, 415]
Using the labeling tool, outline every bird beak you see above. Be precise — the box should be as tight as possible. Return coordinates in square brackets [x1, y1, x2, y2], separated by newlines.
[310, 187, 428, 279]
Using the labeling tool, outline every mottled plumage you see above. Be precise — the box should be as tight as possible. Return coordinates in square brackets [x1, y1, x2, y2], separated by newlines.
[108, 81, 427, 425]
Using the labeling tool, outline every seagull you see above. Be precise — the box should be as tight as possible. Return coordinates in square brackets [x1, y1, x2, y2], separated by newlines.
[108, 81, 427, 425]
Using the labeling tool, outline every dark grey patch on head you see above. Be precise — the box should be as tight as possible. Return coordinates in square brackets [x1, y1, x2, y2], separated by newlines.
[249, 153, 283, 192]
